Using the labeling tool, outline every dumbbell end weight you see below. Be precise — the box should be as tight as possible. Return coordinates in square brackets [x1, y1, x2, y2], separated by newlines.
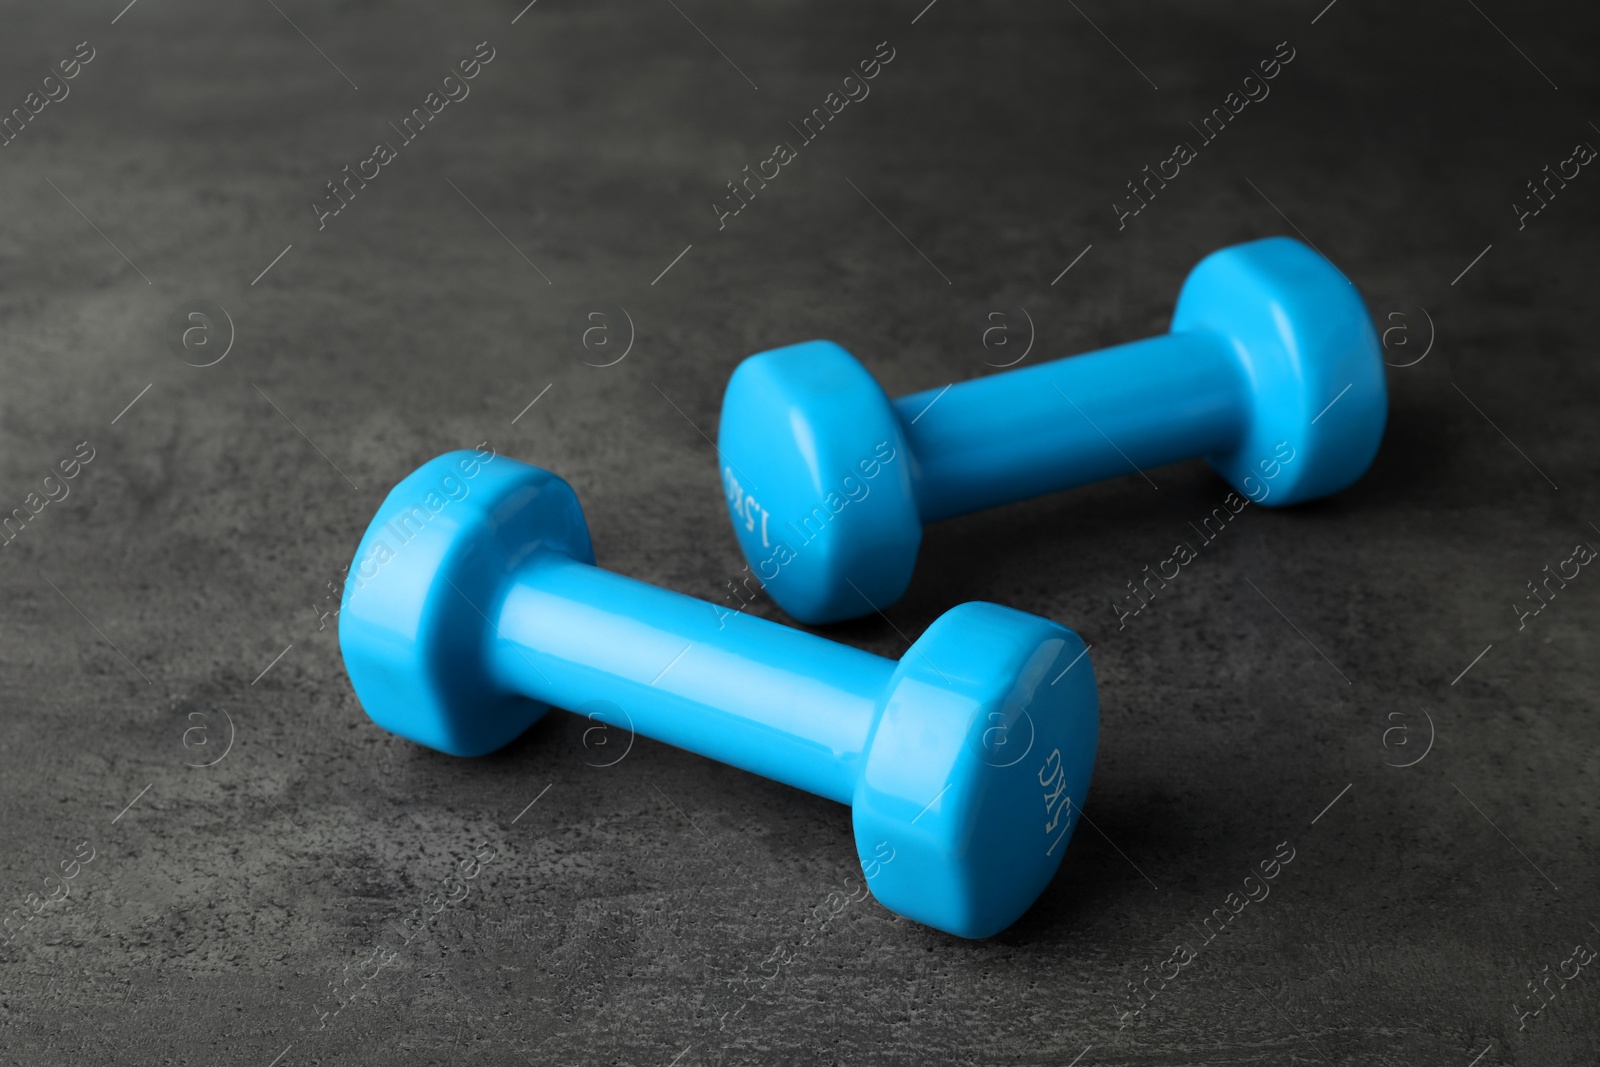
[341, 453, 1100, 939]
[858, 600, 1099, 938]
[1171, 236, 1387, 507]
[718, 342, 923, 624]
[718, 237, 1386, 624]
[340, 450, 594, 757]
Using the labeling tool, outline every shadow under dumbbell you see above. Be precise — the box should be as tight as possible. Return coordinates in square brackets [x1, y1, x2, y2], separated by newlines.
[895, 458, 1226, 626]
[471, 707, 567, 768]
[869, 786, 1196, 949]
[484, 703, 855, 860]
[897, 378, 1449, 633]
[1336, 383, 1472, 512]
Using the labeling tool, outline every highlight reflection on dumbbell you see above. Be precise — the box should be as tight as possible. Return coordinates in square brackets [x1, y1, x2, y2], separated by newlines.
[338, 452, 1099, 939]
[717, 236, 1389, 623]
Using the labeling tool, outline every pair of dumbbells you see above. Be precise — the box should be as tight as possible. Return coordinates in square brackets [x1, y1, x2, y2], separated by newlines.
[339, 237, 1385, 939]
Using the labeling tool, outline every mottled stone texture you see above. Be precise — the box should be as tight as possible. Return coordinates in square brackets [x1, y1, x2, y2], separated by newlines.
[0, 1, 1595, 1064]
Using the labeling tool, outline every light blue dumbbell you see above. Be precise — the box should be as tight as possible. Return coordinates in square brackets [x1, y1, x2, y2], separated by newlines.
[718, 236, 1387, 623]
[339, 453, 1099, 938]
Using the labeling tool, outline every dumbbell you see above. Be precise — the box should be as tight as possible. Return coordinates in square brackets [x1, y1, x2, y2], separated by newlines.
[717, 236, 1387, 623]
[339, 452, 1099, 939]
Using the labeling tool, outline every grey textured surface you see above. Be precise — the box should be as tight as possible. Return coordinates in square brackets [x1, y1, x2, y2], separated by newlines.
[1, 1, 1597, 1064]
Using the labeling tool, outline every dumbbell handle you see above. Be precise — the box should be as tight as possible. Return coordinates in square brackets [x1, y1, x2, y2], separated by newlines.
[489, 552, 891, 805]
[894, 330, 1246, 522]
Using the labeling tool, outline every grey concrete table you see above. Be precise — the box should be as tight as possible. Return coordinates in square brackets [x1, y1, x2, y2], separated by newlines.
[1, 1, 1595, 1064]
